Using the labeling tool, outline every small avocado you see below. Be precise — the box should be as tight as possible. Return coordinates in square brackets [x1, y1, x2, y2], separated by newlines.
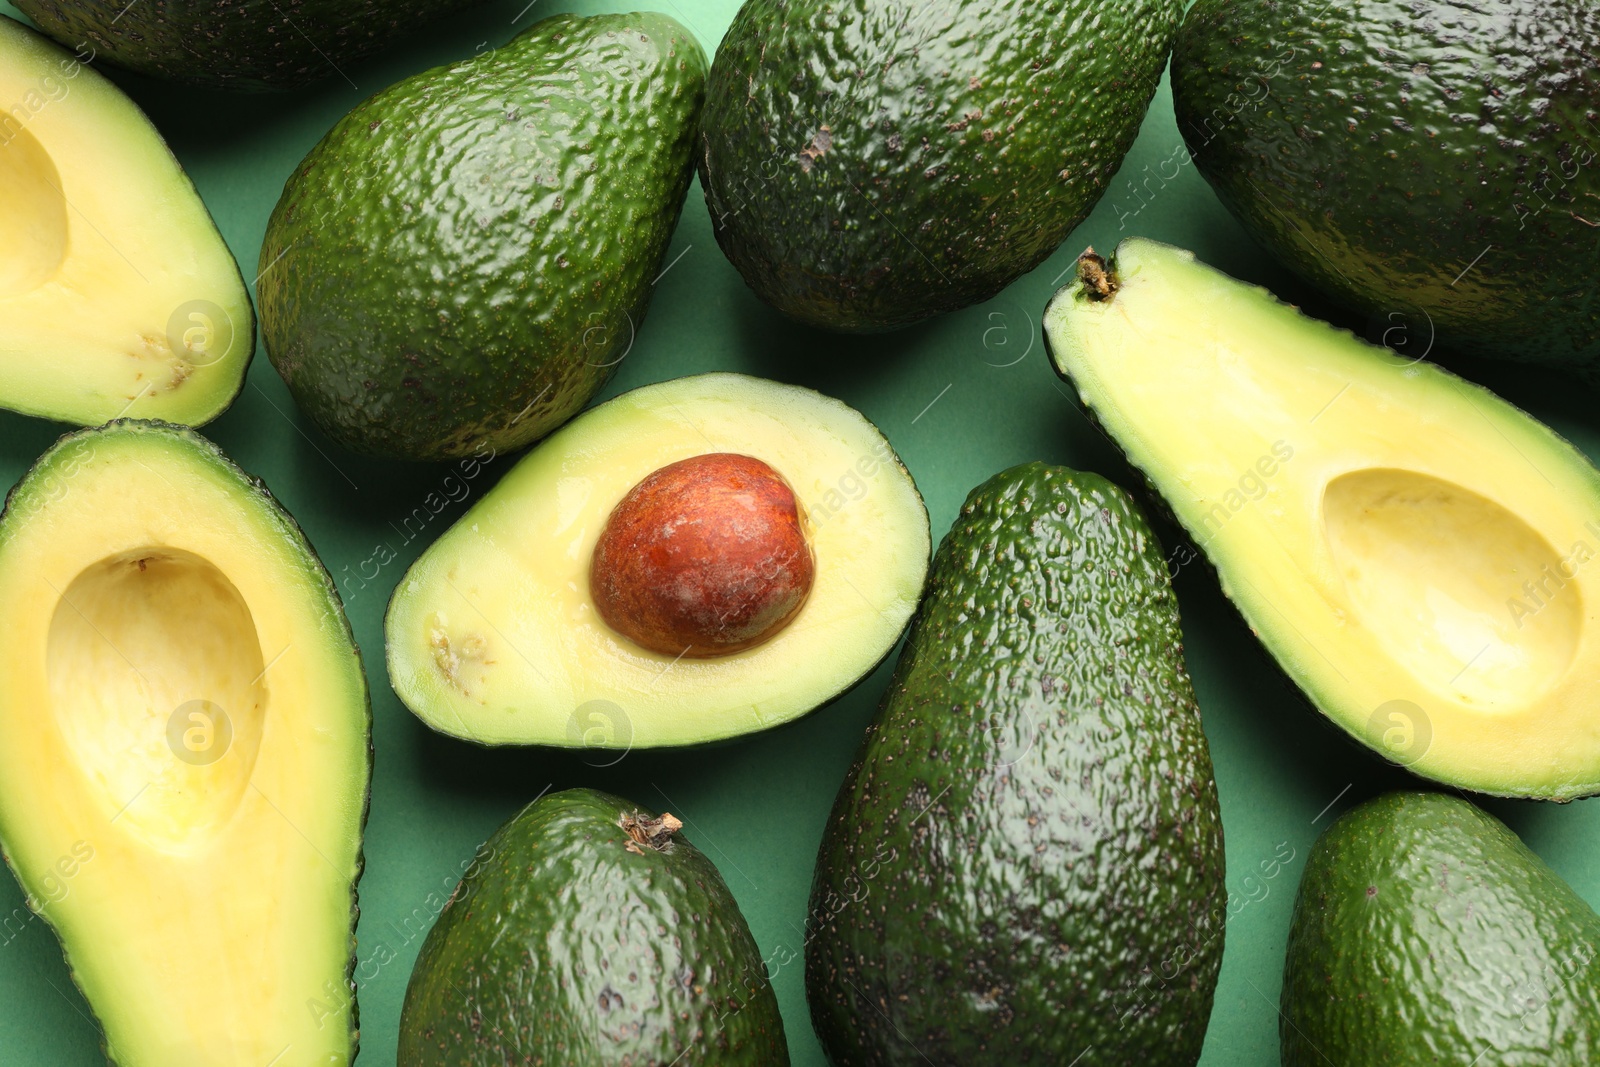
[399, 787, 789, 1066]
[0, 420, 369, 1064]
[12, 0, 480, 90]
[0, 16, 253, 427]
[806, 463, 1226, 1065]
[1045, 239, 1600, 798]
[1283, 792, 1600, 1065]
[698, 0, 1182, 332]
[259, 12, 707, 461]
[1172, 0, 1600, 372]
[385, 372, 930, 747]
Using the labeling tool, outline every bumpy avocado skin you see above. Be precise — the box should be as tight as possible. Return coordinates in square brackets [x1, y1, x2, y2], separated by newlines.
[259, 12, 706, 461]
[1172, 0, 1600, 371]
[399, 788, 789, 1067]
[806, 464, 1225, 1065]
[1283, 792, 1600, 1065]
[11, 0, 479, 91]
[699, 0, 1181, 332]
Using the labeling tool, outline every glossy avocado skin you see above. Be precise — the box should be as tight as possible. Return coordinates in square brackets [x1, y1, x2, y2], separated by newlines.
[259, 12, 706, 461]
[12, 0, 479, 91]
[699, 0, 1181, 332]
[806, 463, 1225, 1065]
[400, 788, 789, 1066]
[1283, 792, 1600, 1065]
[1172, 0, 1600, 371]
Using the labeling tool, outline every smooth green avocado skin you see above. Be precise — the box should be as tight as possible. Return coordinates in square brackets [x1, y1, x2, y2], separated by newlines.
[399, 788, 789, 1067]
[805, 463, 1225, 1065]
[259, 12, 706, 461]
[1283, 792, 1600, 1065]
[1172, 0, 1600, 371]
[11, 0, 480, 91]
[699, 0, 1181, 333]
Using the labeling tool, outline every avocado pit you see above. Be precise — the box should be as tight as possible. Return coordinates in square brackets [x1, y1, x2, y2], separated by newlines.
[590, 452, 815, 657]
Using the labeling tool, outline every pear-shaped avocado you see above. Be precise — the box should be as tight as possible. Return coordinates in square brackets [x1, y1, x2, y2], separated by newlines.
[699, 0, 1181, 332]
[1045, 239, 1600, 798]
[1283, 792, 1600, 1064]
[400, 788, 789, 1066]
[806, 463, 1226, 1065]
[259, 11, 707, 461]
[0, 420, 369, 1065]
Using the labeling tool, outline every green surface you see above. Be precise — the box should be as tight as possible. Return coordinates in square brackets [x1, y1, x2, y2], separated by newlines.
[2, 1, 1600, 1064]
[807, 463, 1224, 1065]
[1283, 793, 1600, 1065]
[400, 788, 788, 1065]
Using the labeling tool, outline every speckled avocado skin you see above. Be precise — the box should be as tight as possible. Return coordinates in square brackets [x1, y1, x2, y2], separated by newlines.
[399, 788, 789, 1067]
[698, 0, 1181, 333]
[1172, 0, 1600, 372]
[805, 463, 1225, 1065]
[1283, 792, 1600, 1066]
[11, 0, 480, 91]
[259, 12, 706, 461]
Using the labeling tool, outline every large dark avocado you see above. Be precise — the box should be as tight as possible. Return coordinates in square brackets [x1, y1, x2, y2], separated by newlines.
[1172, 0, 1600, 372]
[11, 0, 480, 91]
[806, 463, 1226, 1065]
[258, 11, 706, 461]
[1283, 792, 1600, 1065]
[400, 788, 789, 1066]
[698, 0, 1181, 332]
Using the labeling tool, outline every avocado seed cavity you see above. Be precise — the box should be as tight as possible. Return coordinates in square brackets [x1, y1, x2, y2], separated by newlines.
[590, 453, 815, 657]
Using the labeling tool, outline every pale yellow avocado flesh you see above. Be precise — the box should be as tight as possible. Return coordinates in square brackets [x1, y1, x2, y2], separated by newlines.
[0, 16, 252, 427]
[386, 373, 931, 747]
[0, 423, 367, 1065]
[1045, 239, 1600, 799]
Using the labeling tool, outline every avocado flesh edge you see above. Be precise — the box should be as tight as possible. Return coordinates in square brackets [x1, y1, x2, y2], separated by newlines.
[806, 462, 1225, 1064]
[0, 16, 254, 428]
[0, 421, 369, 1065]
[1283, 791, 1600, 1064]
[384, 372, 931, 748]
[1044, 238, 1600, 799]
[399, 787, 789, 1065]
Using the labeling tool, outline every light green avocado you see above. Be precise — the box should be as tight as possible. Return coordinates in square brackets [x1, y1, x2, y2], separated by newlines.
[1046, 238, 1600, 799]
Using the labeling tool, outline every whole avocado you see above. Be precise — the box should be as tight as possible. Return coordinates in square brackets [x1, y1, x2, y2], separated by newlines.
[806, 463, 1226, 1065]
[400, 788, 790, 1066]
[699, 0, 1182, 332]
[1172, 0, 1600, 372]
[258, 12, 706, 461]
[12, 0, 480, 91]
[1283, 792, 1600, 1065]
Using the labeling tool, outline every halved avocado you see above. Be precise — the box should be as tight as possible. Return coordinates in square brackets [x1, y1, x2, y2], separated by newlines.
[0, 16, 253, 427]
[0, 421, 369, 1064]
[1045, 238, 1600, 800]
[386, 373, 930, 747]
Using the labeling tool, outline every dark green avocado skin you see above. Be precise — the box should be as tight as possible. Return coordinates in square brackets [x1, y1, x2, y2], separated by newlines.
[1283, 792, 1600, 1065]
[1172, 0, 1600, 372]
[258, 12, 706, 461]
[805, 463, 1225, 1065]
[698, 0, 1181, 333]
[399, 788, 789, 1066]
[11, 0, 480, 91]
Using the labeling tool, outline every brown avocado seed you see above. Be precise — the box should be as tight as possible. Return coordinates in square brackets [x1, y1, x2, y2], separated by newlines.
[590, 453, 815, 657]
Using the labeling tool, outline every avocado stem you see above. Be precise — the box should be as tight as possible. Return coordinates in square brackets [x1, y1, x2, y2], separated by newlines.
[1077, 247, 1119, 301]
[621, 811, 683, 854]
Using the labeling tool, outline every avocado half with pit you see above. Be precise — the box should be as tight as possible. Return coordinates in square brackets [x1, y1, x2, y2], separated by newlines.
[0, 421, 369, 1063]
[0, 16, 253, 427]
[1045, 238, 1600, 800]
[386, 373, 930, 747]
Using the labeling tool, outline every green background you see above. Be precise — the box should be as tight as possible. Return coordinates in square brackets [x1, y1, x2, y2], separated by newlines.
[2, 1, 1598, 1063]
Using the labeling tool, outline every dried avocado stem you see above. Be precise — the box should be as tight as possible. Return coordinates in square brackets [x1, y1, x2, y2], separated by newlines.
[621, 811, 683, 854]
[1077, 247, 1119, 301]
